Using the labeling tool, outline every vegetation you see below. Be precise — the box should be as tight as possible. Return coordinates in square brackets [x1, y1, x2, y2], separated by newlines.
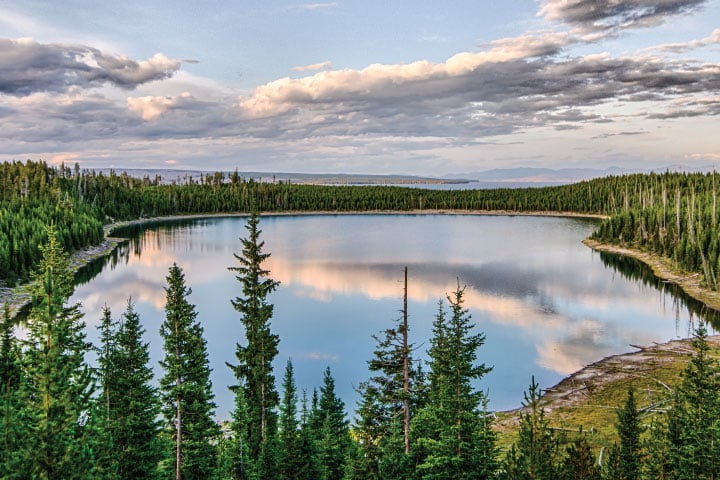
[6, 160, 720, 298]
[5, 160, 720, 477]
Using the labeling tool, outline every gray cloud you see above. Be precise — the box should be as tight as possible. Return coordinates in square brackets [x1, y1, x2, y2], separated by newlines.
[0, 38, 181, 96]
[540, 0, 708, 34]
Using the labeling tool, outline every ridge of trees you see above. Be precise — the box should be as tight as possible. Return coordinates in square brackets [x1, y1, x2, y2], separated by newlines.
[6, 160, 720, 294]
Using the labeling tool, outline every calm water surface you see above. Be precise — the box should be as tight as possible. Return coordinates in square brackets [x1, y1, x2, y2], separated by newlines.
[71, 214, 713, 420]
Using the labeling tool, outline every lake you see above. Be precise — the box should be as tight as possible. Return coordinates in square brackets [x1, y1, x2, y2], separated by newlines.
[70, 214, 715, 420]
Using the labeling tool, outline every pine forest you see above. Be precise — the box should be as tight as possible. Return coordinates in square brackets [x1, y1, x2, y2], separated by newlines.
[2, 159, 720, 479]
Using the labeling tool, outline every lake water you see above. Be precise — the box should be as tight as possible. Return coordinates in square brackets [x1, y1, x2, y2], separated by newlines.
[70, 214, 715, 420]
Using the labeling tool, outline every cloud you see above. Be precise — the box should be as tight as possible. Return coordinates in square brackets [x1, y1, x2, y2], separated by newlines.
[292, 61, 332, 72]
[239, 31, 574, 117]
[127, 92, 194, 120]
[0, 38, 182, 96]
[685, 152, 720, 161]
[539, 0, 708, 34]
[292, 2, 338, 10]
[653, 28, 720, 53]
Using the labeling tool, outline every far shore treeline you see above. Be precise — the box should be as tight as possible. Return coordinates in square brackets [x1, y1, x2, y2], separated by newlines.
[2, 160, 720, 478]
[4, 159, 720, 292]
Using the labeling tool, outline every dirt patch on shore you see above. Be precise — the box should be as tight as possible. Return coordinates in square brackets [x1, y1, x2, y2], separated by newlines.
[495, 336, 720, 449]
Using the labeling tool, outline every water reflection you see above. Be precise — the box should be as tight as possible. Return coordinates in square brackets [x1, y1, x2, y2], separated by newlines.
[71, 215, 712, 418]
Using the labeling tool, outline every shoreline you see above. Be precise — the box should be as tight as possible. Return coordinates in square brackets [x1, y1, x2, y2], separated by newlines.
[583, 238, 720, 313]
[2, 209, 605, 316]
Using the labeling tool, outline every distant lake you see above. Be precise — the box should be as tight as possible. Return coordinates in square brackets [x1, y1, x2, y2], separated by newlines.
[71, 214, 715, 420]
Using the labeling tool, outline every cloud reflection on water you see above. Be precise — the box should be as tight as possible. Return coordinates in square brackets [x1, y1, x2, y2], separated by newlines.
[71, 215, 703, 415]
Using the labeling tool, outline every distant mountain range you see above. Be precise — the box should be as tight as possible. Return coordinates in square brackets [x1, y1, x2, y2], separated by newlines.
[89, 165, 718, 186]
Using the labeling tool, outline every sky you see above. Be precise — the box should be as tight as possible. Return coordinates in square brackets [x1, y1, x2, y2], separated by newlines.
[1, 0, 720, 175]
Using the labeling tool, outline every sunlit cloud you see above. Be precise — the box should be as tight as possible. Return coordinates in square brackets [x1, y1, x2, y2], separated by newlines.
[292, 61, 332, 72]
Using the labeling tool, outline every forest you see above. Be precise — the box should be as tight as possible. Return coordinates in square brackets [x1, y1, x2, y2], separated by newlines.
[2, 160, 720, 478]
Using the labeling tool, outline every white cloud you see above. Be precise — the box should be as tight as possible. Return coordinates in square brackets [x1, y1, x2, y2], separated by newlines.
[127, 92, 193, 120]
[239, 31, 573, 117]
[292, 61, 332, 72]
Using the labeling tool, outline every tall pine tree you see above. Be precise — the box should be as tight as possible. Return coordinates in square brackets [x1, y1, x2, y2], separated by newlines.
[667, 321, 720, 480]
[616, 386, 642, 480]
[17, 225, 98, 479]
[0, 302, 23, 479]
[97, 300, 163, 480]
[414, 286, 498, 480]
[228, 211, 281, 468]
[159, 263, 220, 480]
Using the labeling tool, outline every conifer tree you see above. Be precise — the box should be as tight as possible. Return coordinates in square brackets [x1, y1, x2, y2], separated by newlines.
[415, 286, 498, 480]
[501, 377, 558, 480]
[227, 382, 254, 480]
[228, 211, 280, 465]
[558, 434, 599, 480]
[297, 389, 323, 480]
[667, 321, 720, 480]
[353, 267, 418, 479]
[316, 367, 351, 480]
[17, 225, 98, 479]
[0, 302, 23, 479]
[616, 386, 642, 480]
[159, 263, 220, 480]
[279, 359, 303, 480]
[98, 300, 163, 480]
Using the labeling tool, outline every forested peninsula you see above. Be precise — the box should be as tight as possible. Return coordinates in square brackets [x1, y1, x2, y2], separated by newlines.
[3, 159, 720, 479]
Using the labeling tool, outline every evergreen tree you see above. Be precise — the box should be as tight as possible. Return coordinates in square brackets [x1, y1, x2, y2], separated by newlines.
[228, 211, 281, 465]
[227, 382, 254, 480]
[558, 434, 600, 480]
[667, 321, 720, 480]
[98, 300, 163, 479]
[279, 359, 303, 480]
[501, 377, 558, 480]
[159, 263, 220, 480]
[353, 268, 418, 479]
[414, 286, 498, 480]
[616, 387, 642, 480]
[316, 367, 351, 480]
[0, 302, 23, 479]
[297, 390, 323, 480]
[17, 225, 98, 479]
[641, 417, 672, 480]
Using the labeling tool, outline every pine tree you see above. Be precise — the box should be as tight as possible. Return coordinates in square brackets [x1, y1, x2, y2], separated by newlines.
[159, 263, 220, 480]
[558, 434, 599, 480]
[501, 377, 558, 480]
[17, 225, 98, 479]
[99, 299, 163, 479]
[279, 359, 303, 480]
[316, 367, 351, 480]
[297, 390, 323, 480]
[415, 286, 498, 480]
[616, 387, 642, 480]
[228, 211, 281, 466]
[352, 267, 418, 479]
[0, 302, 23, 479]
[227, 382, 254, 480]
[667, 321, 720, 480]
